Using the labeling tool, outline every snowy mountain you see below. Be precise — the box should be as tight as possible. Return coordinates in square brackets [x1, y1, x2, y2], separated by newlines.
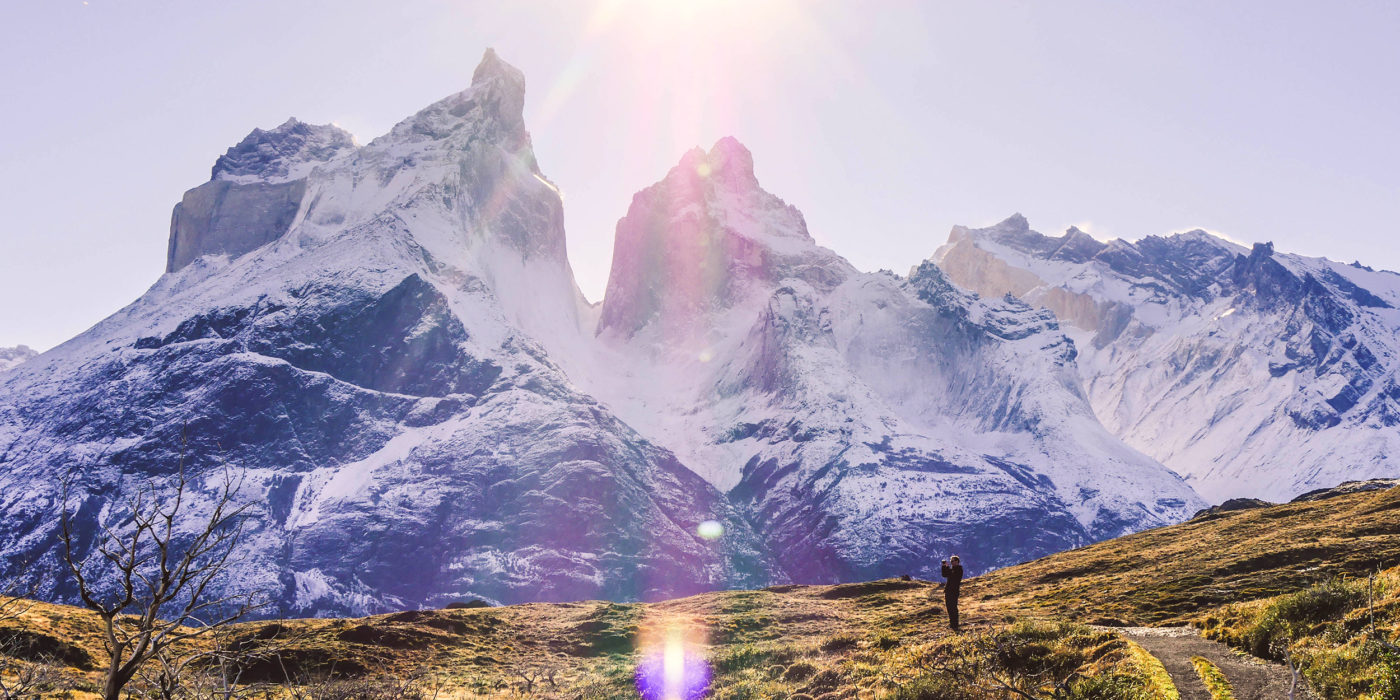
[0, 51, 1203, 616]
[0, 346, 38, 372]
[585, 139, 1201, 581]
[934, 215, 1400, 502]
[0, 51, 777, 616]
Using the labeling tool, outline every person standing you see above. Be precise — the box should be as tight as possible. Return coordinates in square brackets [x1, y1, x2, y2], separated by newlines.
[941, 555, 964, 630]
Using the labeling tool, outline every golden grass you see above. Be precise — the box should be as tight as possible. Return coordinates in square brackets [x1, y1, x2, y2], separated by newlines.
[1122, 638, 1179, 700]
[1190, 656, 1235, 699]
[0, 486, 1396, 697]
[969, 485, 1400, 625]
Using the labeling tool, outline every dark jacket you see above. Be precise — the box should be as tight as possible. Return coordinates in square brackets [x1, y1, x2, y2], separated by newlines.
[941, 563, 964, 594]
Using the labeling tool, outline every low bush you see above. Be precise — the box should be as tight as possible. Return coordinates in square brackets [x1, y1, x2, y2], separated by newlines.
[818, 634, 860, 653]
[1198, 569, 1400, 699]
[710, 643, 799, 675]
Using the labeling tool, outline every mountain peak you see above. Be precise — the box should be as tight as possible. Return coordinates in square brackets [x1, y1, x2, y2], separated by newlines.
[597, 141, 849, 339]
[672, 136, 758, 190]
[471, 48, 525, 91]
[386, 48, 529, 151]
[944, 213, 1030, 247]
[212, 119, 355, 184]
[706, 136, 756, 182]
[996, 213, 1031, 233]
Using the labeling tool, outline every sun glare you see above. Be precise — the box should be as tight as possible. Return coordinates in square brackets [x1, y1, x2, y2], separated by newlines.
[635, 619, 711, 700]
[531, 0, 829, 145]
[663, 630, 686, 698]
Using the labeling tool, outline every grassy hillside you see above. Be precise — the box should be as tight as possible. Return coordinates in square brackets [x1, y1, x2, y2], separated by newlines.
[0, 581, 1161, 698]
[1, 485, 1396, 698]
[971, 483, 1400, 625]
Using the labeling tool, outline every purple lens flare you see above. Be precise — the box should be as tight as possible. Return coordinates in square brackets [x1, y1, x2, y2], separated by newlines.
[634, 630, 711, 700]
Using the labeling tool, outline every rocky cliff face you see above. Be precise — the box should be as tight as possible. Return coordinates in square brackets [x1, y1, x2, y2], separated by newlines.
[166, 120, 356, 272]
[935, 217, 1400, 502]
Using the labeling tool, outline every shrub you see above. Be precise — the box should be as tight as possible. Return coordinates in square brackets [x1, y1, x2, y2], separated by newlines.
[889, 674, 979, 700]
[444, 599, 490, 609]
[1238, 578, 1366, 660]
[819, 634, 860, 653]
[1064, 672, 1149, 700]
[1373, 647, 1400, 700]
[781, 661, 819, 682]
[1294, 642, 1388, 700]
[1272, 578, 1364, 627]
[711, 644, 799, 675]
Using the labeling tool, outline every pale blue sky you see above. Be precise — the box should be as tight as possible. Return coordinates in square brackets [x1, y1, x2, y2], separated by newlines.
[1, 1, 1397, 350]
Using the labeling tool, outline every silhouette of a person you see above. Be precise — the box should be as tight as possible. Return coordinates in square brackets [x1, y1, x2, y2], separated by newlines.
[941, 555, 964, 630]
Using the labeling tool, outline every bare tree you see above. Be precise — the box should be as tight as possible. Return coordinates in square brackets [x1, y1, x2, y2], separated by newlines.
[133, 624, 290, 700]
[507, 656, 567, 695]
[0, 573, 32, 625]
[0, 654, 66, 700]
[59, 467, 261, 700]
[1283, 647, 1305, 700]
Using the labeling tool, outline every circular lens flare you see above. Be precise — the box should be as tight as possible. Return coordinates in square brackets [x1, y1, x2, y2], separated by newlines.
[696, 520, 724, 540]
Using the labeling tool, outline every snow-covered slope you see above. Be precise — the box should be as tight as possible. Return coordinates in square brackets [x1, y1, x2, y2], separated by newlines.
[0, 346, 37, 372]
[587, 141, 1202, 581]
[935, 216, 1400, 502]
[0, 51, 779, 616]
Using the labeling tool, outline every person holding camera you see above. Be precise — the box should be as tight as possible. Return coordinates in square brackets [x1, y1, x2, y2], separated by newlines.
[940, 555, 964, 631]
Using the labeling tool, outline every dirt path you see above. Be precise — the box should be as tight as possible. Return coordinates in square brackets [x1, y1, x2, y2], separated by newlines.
[1115, 627, 1313, 699]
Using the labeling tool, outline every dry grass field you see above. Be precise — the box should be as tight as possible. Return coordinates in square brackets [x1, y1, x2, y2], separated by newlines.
[1, 485, 1396, 698]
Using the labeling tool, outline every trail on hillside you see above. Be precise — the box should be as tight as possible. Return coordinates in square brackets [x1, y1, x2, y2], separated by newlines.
[1116, 627, 1313, 700]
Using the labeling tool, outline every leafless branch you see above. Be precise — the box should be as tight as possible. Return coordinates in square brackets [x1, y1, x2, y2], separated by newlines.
[0, 648, 69, 700]
[281, 668, 441, 700]
[59, 456, 263, 700]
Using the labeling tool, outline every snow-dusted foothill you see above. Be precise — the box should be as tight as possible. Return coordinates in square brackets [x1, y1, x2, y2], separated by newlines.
[935, 216, 1400, 502]
[0, 346, 37, 372]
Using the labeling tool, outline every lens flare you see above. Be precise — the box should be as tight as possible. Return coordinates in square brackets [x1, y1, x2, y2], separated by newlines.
[696, 520, 724, 540]
[663, 631, 685, 694]
[636, 626, 711, 700]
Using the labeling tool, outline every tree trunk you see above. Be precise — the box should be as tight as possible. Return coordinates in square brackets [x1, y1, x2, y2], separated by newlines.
[103, 672, 123, 700]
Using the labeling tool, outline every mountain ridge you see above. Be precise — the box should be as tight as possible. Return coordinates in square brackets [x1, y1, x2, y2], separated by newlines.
[8, 49, 1393, 620]
[934, 215, 1400, 502]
